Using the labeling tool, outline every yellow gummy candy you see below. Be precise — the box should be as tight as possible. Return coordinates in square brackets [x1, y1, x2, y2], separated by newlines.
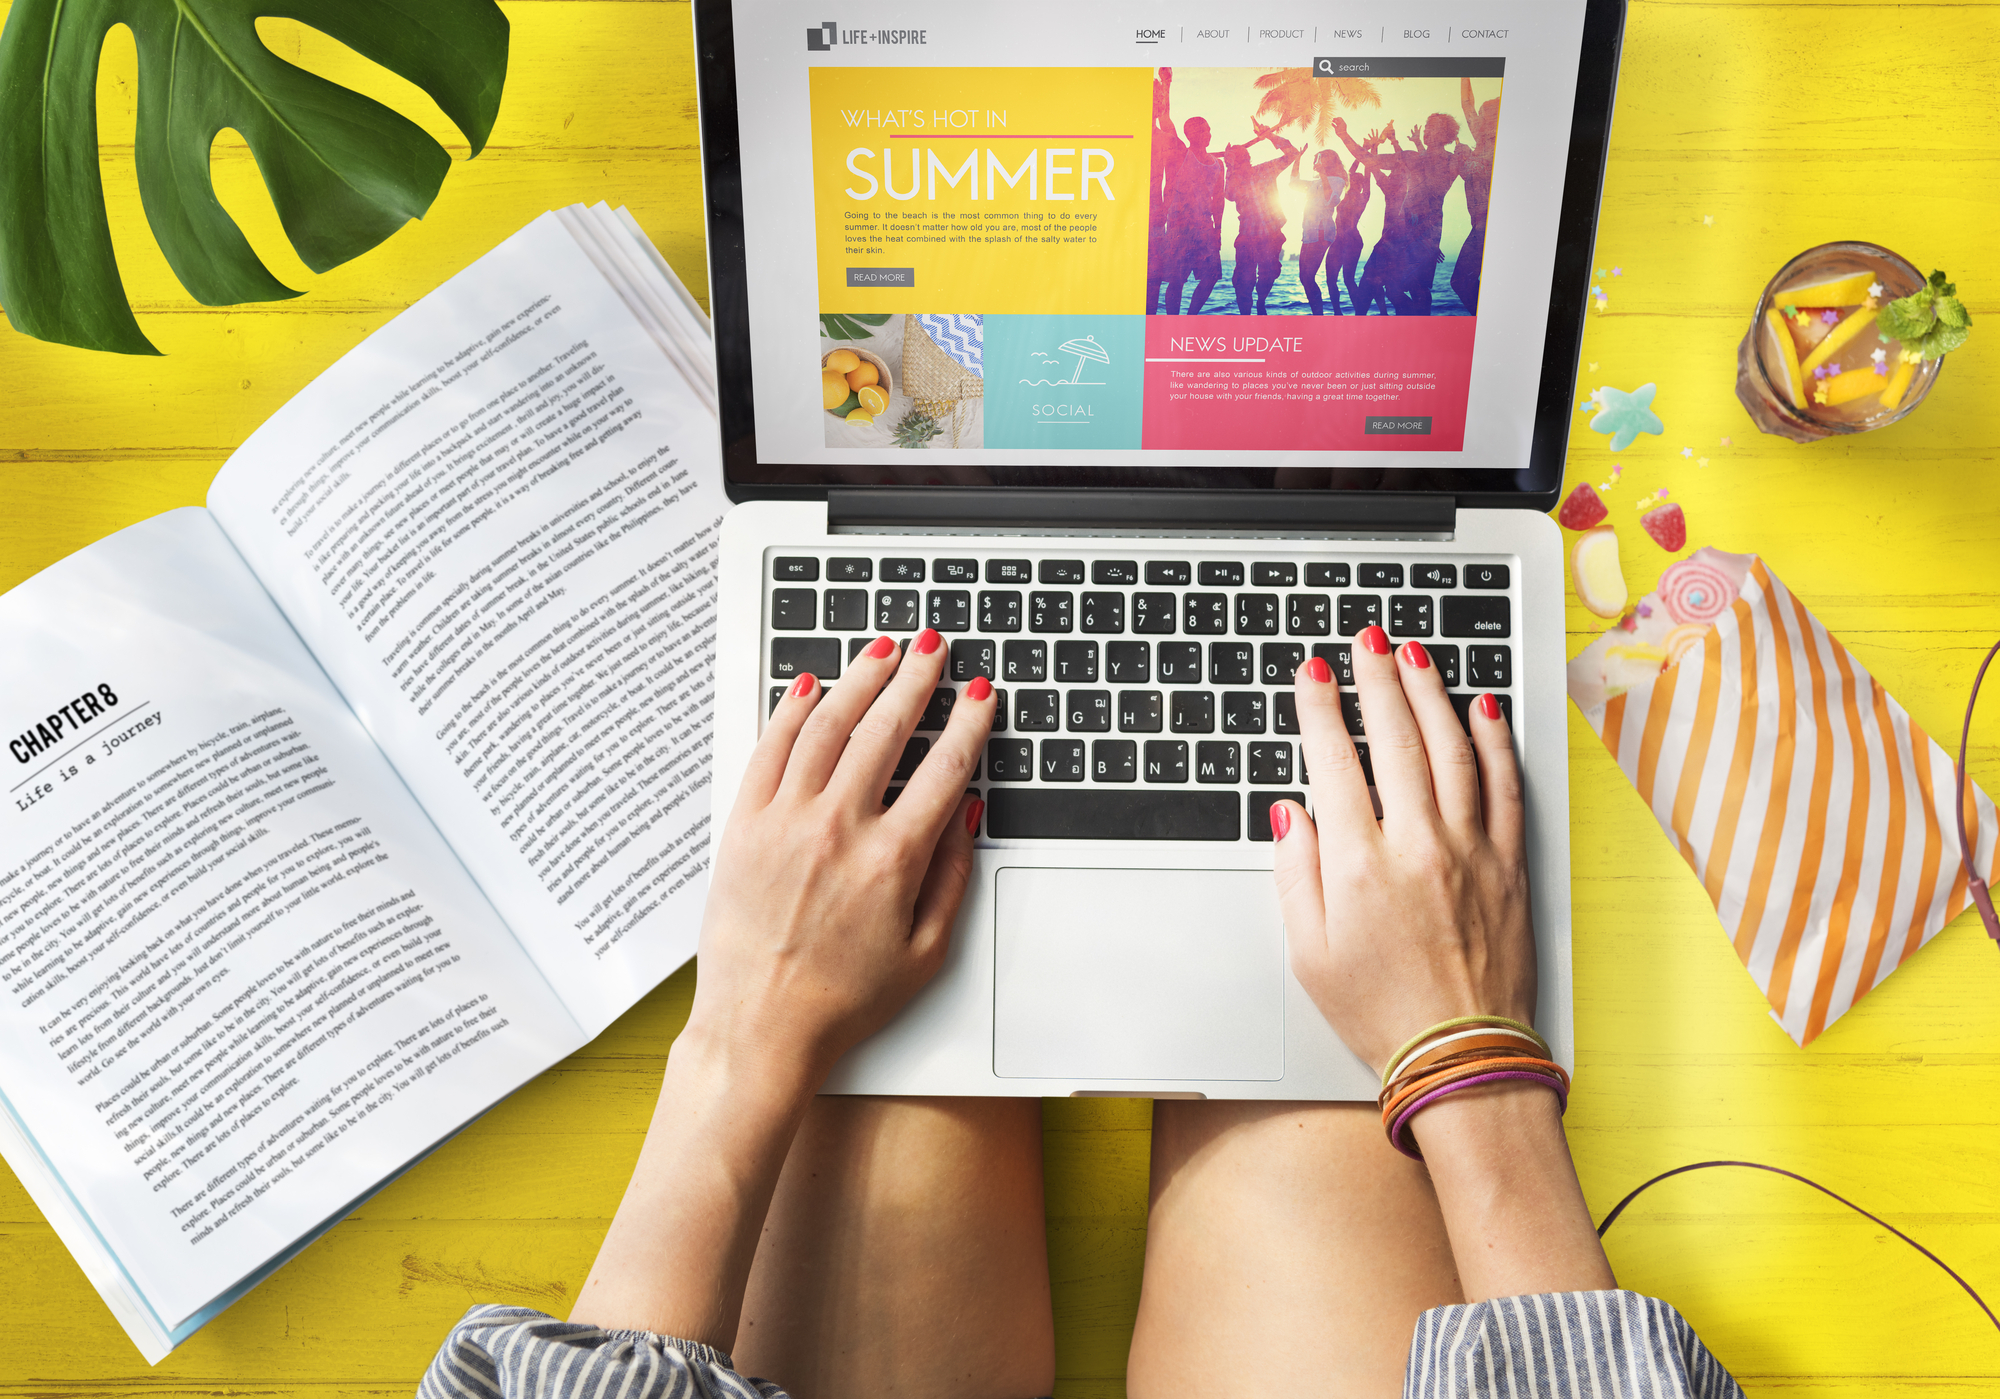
[1816, 367, 1886, 407]
[1571, 528, 1627, 619]
[1763, 308, 1805, 407]
[1773, 271, 1876, 307]
[1878, 358, 1917, 411]
[1798, 304, 1879, 379]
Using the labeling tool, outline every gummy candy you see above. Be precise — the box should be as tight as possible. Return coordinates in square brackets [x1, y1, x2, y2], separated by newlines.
[1572, 529, 1629, 618]
[1642, 502, 1687, 552]
[1589, 384, 1665, 452]
[1557, 483, 1609, 531]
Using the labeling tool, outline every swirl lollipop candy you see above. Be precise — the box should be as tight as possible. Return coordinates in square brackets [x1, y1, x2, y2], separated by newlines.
[1658, 558, 1735, 625]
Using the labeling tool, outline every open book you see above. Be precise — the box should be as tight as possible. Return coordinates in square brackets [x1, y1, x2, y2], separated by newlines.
[0, 206, 721, 1361]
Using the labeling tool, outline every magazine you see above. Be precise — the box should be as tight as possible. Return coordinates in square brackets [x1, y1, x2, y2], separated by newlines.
[0, 204, 721, 1361]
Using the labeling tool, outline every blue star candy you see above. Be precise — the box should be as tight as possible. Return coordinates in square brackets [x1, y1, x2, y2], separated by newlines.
[1588, 383, 1665, 452]
[1820, 309, 1840, 325]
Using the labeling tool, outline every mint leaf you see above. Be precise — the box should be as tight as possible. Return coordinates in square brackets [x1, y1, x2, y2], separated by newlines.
[1877, 297, 1933, 342]
[1878, 269, 1971, 357]
[1919, 321, 1971, 359]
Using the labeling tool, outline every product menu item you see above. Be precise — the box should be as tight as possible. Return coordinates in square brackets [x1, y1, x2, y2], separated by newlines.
[0, 206, 720, 1361]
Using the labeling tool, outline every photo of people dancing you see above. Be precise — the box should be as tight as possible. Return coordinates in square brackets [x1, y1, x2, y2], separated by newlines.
[1146, 67, 1501, 317]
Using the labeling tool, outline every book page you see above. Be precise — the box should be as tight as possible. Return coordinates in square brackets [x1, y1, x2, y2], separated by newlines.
[208, 212, 722, 1033]
[0, 510, 585, 1331]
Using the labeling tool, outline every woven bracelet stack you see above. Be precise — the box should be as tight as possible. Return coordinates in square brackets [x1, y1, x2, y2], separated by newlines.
[1377, 1015, 1570, 1160]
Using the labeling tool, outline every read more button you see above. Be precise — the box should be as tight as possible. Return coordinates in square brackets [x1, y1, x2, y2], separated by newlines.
[1365, 415, 1433, 435]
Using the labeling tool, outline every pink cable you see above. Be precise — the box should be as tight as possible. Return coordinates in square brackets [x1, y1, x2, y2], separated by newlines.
[1956, 639, 2000, 943]
[1598, 1160, 1998, 1335]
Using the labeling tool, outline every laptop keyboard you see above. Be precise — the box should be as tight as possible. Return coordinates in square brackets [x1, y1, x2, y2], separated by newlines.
[764, 549, 1516, 843]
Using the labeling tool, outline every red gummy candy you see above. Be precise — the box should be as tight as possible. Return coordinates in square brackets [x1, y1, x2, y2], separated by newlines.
[1556, 483, 1608, 531]
[1641, 502, 1687, 552]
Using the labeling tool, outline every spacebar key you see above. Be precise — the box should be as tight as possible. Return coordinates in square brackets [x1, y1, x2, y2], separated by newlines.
[986, 789, 1240, 840]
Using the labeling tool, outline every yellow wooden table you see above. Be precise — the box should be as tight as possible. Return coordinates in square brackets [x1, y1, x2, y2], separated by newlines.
[3, 2, 1999, 1394]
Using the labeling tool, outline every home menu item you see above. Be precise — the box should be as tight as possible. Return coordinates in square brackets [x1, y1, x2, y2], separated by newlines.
[726, 4, 1595, 473]
[0, 205, 720, 1361]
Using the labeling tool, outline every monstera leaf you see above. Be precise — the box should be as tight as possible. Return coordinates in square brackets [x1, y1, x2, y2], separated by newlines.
[0, 0, 509, 355]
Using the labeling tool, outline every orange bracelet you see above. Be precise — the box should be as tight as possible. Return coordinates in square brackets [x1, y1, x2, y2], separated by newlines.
[1386, 1064, 1570, 1159]
[1376, 1044, 1535, 1112]
[1380, 1054, 1571, 1124]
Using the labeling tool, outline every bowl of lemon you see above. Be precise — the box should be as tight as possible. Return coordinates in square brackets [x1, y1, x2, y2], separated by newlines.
[822, 347, 893, 426]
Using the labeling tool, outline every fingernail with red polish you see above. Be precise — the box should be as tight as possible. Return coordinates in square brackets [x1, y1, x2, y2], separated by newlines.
[1269, 803, 1292, 840]
[790, 673, 816, 698]
[966, 675, 993, 702]
[1401, 641, 1431, 670]
[1360, 625, 1391, 656]
[914, 627, 942, 655]
[1304, 656, 1332, 684]
[966, 798, 985, 836]
[865, 635, 896, 659]
[1478, 692, 1501, 721]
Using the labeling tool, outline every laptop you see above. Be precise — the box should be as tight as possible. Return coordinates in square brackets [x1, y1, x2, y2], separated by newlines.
[693, 0, 1625, 1099]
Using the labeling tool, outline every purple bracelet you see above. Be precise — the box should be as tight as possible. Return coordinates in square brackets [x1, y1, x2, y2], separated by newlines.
[1388, 1069, 1570, 1160]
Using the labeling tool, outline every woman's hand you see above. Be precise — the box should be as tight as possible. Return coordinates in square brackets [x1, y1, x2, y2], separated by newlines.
[1271, 625, 1534, 1076]
[687, 628, 996, 1083]
[1271, 625, 1614, 1302]
[570, 632, 994, 1343]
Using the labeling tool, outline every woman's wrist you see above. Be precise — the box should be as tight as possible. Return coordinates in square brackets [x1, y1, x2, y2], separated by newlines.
[1407, 1081, 1615, 1302]
[568, 1023, 822, 1341]
[666, 1012, 826, 1122]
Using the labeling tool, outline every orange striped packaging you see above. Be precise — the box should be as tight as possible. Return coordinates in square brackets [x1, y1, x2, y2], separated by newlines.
[1568, 549, 1997, 1044]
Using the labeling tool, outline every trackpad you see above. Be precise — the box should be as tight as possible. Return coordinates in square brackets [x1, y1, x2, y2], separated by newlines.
[993, 868, 1284, 1080]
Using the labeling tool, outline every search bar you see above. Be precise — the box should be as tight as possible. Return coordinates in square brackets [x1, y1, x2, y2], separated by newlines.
[1313, 57, 1505, 78]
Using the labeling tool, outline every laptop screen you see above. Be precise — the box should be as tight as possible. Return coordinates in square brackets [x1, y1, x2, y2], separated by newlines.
[697, 1, 1620, 503]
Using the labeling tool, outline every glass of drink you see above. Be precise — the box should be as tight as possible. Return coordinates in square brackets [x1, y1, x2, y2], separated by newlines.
[1735, 241, 1941, 443]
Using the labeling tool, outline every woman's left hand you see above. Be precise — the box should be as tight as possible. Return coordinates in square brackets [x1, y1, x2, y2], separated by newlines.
[686, 629, 996, 1083]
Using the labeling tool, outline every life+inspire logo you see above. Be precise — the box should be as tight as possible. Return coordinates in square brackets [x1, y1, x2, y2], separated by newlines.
[806, 21, 836, 51]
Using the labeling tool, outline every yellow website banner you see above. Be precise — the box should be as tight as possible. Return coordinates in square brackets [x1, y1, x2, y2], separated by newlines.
[810, 67, 1150, 316]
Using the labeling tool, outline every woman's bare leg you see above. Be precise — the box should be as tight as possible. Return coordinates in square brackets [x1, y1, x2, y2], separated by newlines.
[1128, 1100, 1463, 1399]
[734, 1095, 1054, 1399]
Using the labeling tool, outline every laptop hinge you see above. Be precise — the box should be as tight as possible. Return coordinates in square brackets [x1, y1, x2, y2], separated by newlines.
[826, 488, 1456, 539]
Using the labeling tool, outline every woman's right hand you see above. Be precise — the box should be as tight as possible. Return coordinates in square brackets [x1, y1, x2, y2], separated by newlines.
[1271, 625, 1535, 1076]
[1273, 626, 1614, 1303]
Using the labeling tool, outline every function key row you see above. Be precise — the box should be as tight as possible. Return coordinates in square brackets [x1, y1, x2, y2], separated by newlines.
[775, 556, 1511, 590]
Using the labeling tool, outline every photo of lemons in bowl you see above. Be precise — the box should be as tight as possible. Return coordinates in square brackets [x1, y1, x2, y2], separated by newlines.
[821, 346, 893, 420]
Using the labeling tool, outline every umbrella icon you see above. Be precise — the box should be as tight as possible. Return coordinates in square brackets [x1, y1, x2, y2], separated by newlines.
[1057, 334, 1110, 385]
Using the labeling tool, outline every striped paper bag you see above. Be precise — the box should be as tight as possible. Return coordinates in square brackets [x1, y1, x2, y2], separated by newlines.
[1568, 548, 1998, 1044]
